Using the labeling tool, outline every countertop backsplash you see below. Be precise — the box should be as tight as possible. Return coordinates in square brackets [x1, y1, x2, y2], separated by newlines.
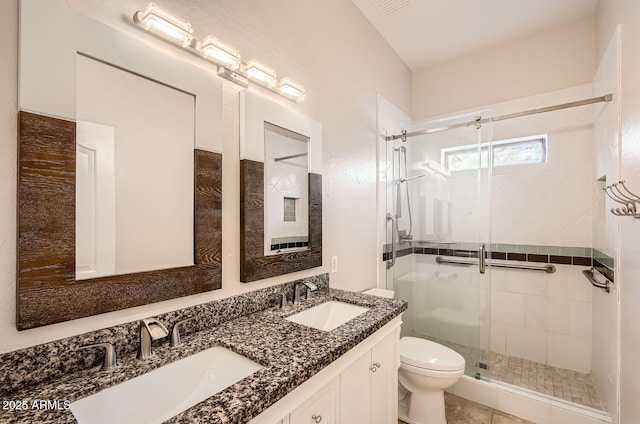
[0, 274, 329, 396]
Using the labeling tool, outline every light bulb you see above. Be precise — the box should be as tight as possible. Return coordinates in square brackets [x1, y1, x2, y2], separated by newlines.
[246, 60, 277, 88]
[200, 36, 241, 70]
[134, 3, 193, 47]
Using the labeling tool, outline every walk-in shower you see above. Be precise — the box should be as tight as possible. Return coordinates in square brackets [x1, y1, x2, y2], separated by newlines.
[382, 92, 615, 418]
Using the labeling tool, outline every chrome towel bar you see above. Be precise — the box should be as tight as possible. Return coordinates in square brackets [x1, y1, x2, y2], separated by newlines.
[435, 256, 556, 273]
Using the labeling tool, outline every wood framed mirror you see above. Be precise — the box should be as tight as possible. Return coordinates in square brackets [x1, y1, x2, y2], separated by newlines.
[239, 91, 322, 282]
[16, 0, 223, 329]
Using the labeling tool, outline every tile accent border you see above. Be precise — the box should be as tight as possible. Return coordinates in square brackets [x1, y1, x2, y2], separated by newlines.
[0, 274, 329, 396]
[593, 248, 615, 283]
[382, 242, 593, 268]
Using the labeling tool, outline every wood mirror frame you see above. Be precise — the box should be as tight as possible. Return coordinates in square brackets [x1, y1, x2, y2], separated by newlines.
[240, 159, 322, 282]
[16, 111, 222, 330]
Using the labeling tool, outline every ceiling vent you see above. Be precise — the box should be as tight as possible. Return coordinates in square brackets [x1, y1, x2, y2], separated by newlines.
[372, 0, 414, 16]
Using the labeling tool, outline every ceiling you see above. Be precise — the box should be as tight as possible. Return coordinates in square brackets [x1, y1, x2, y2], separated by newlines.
[351, 0, 599, 70]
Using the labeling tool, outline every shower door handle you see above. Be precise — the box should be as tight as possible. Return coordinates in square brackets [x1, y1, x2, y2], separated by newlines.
[479, 244, 486, 274]
[386, 213, 396, 269]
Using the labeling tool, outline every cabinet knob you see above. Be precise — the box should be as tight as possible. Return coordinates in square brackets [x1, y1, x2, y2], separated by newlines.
[373, 362, 381, 369]
[312, 414, 322, 423]
[369, 365, 377, 372]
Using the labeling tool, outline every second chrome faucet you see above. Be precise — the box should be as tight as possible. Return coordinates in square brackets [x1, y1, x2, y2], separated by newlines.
[137, 317, 196, 359]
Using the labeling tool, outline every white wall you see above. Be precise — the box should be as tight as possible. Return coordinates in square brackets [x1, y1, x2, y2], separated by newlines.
[591, 26, 621, 422]
[0, 0, 411, 352]
[596, 2, 640, 423]
[412, 17, 596, 120]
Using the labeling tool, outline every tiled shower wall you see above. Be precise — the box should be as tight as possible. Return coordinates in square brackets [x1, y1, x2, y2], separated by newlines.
[391, 250, 593, 374]
[490, 263, 592, 373]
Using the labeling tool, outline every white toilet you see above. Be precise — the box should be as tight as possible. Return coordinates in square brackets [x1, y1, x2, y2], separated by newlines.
[398, 337, 465, 424]
[362, 288, 465, 424]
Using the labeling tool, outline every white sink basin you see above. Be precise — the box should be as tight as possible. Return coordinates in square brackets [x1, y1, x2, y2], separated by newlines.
[70, 346, 263, 424]
[286, 301, 370, 331]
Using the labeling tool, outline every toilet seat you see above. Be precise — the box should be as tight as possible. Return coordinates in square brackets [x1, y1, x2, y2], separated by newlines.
[400, 361, 465, 379]
[399, 337, 465, 372]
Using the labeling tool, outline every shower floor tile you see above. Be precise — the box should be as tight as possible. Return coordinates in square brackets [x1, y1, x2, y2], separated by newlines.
[423, 336, 604, 411]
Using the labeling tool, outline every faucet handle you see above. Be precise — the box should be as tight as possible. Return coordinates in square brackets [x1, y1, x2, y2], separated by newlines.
[141, 318, 169, 340]
[304, 282, 318, 292]
[279, 293, 291, 309]
[170, 317, 195, 347]
[300, 281, 319, 301]
[81, 343, 117, 371]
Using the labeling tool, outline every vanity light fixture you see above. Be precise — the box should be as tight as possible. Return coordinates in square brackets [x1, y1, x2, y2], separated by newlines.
[134, 3, 194, 47]
[278, 78, 306, 102]
[132, 5, 306, 101]
[200, 35, 241, 70]
[246, 60, 278, 88]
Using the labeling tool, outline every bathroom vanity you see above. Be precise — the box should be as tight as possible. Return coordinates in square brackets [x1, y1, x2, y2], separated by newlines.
[0, 283, 406, 423]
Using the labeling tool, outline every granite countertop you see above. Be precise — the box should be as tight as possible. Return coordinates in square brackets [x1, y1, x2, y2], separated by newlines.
[1, 289, 407, 423]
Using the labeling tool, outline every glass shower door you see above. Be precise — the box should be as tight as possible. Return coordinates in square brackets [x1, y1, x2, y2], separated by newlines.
[384, 112, 492, 380]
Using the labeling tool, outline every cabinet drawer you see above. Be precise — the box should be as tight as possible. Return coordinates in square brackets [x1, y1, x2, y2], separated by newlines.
[290, 381, 336, 424]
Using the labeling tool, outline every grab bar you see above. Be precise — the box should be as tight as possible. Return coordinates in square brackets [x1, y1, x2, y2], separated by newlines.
[435, 256, 556, 273]
[410, 240, 459, 245]
[582, 268, 610, 293]
[386, 213, 396, 269]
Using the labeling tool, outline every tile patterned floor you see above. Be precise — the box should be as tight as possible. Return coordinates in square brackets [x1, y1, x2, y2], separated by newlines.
[426, 336, 604, 411]
[399, 393, 535, 424]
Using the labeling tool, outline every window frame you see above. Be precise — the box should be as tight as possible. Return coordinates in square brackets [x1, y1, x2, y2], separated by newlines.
[441, 134, 548, 172]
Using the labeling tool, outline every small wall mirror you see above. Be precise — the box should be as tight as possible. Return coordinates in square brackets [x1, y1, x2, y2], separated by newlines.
[240, 91, 322, 282]
[264, 123, 309, 256]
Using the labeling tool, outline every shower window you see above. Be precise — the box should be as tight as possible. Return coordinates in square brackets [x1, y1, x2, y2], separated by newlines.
[442, 134, 547, 171]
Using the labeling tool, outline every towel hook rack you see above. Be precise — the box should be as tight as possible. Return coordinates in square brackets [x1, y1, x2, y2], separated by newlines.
[603, 180, 640, 218]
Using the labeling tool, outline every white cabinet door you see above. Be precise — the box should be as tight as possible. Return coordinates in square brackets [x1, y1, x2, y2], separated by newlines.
[339, 350, 373, 424]
[290, 380, 336, 424]
[339, 331, 399, 424]
[371, 332, 398, 424]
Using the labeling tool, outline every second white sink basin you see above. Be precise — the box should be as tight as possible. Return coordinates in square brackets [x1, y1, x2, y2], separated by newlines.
[286, 301, 369, 331]
[70, 346, 263, 424]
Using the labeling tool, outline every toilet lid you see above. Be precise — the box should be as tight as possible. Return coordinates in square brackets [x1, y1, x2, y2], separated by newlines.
[399, 337, 465, 371]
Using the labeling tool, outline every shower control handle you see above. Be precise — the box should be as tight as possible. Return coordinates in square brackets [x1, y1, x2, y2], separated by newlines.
[479, 244, 486, 274]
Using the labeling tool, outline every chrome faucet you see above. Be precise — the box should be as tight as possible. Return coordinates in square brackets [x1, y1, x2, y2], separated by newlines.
[81, 342, 117, 371]
[137, 318, 169, 360]
[293, 281, 319, 305]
